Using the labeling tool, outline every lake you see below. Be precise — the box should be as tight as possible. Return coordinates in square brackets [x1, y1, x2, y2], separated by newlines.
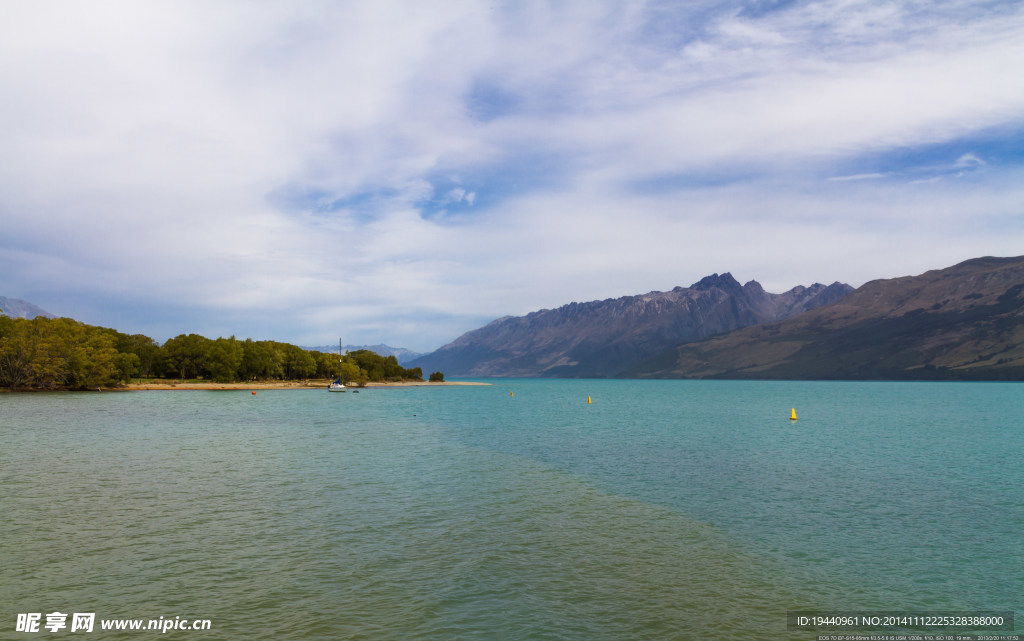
[2, 380, 1021, 639]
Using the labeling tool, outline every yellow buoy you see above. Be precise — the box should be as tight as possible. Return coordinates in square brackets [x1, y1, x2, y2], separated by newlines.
[790, 408, 798, 420]
[510, 391, 513, 397]
[587, 395, 592, 404]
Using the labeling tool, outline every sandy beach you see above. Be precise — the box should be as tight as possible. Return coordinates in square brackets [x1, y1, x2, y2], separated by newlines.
[120, 380, 489, 391]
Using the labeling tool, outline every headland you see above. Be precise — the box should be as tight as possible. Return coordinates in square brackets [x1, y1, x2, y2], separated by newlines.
[121, 380, 489, 391]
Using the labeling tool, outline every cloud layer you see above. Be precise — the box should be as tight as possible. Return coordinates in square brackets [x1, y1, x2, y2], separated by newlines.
[2, 0, 1023, 350]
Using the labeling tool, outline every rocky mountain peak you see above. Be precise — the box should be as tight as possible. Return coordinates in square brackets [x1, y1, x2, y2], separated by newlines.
[627, 256, 1024, 380]
[411, 271, 852, 378]
[691, 272, 742, 292]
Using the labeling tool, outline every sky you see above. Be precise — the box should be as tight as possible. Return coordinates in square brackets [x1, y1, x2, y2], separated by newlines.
[2, 0, 1023, 352]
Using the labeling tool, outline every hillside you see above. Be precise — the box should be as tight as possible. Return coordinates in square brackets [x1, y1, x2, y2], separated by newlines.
[302, 343, 423, 365]
[0, 296, 54, 320]
[410, 274, 852, 377]
[628, 256, 1024, 380]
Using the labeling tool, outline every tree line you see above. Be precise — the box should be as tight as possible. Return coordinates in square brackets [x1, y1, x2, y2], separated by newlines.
[0, 315, 429, 390]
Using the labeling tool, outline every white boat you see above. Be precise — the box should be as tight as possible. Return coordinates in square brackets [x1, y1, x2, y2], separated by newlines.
[329, 338, 347, 392]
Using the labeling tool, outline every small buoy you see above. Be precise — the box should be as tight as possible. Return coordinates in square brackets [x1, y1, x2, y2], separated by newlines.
[790, 408, 797, 420]
[587, 396, 592, 404]
[510, 391, 513, 397]
[252, 391, 256, 395]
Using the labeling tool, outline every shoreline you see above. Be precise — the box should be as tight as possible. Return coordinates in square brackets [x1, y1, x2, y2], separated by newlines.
[119, 380, 490, 391]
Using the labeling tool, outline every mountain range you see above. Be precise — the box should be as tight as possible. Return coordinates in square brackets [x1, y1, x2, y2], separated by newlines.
[302, 343, 423, 365]
[627, 256, 1024, 380]
[409, 275, 854, 377]
[10, 255, 1022, 381]
[0, 296, 54, 320]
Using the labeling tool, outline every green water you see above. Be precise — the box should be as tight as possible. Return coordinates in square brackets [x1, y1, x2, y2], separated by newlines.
[1, 381, 1021, 639]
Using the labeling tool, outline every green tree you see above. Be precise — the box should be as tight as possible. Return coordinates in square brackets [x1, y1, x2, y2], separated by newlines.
[339, 358, 364, 383]
[349, 350, 384, 380]
[347, 349, 423, 382]
[429, 371, 445, 382]
[1, 317, 433, 389]
[312, 350, 342, 380]
[23, 318, 68, 389]
[114, 351, 142, 382]
[207, 336, 244, 382]
[64, 323, 121, 389]
[280, 343, 316, 379]
[119, 333, 162, 378]
[162, 334, 211, 379]
[0, 316, 35, 388]
[0, 317, 127, 389]
[239, 339, 284, 380]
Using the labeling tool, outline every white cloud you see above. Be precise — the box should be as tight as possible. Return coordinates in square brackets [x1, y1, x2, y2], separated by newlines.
[828, 173, 891, 182]
[954, 153, 987, 169]
[1, 1, 1023, 350]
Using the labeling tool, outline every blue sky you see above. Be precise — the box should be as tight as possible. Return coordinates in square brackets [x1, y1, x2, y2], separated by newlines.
[2, 0, 1023, 351]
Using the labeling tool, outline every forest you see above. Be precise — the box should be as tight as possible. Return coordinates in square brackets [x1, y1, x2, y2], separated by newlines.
[0, 315, 425, 390]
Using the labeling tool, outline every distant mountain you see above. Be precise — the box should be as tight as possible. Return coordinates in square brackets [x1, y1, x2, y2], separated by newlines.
[0, 296, 55, 320]
[302, 343, 423, 365]
[627, 256, 1024, 380]
[410, 275, 853, 377]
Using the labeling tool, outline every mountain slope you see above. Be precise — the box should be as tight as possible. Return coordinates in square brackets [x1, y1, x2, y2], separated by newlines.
[411, 275, 852, 377]
[628, 256, 1024, 380]
[0, 296, 55, 320]
[302, 344, 423, 365]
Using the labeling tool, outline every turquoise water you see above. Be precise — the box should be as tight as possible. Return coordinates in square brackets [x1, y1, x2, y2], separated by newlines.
[1, 381, 1021, 640]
